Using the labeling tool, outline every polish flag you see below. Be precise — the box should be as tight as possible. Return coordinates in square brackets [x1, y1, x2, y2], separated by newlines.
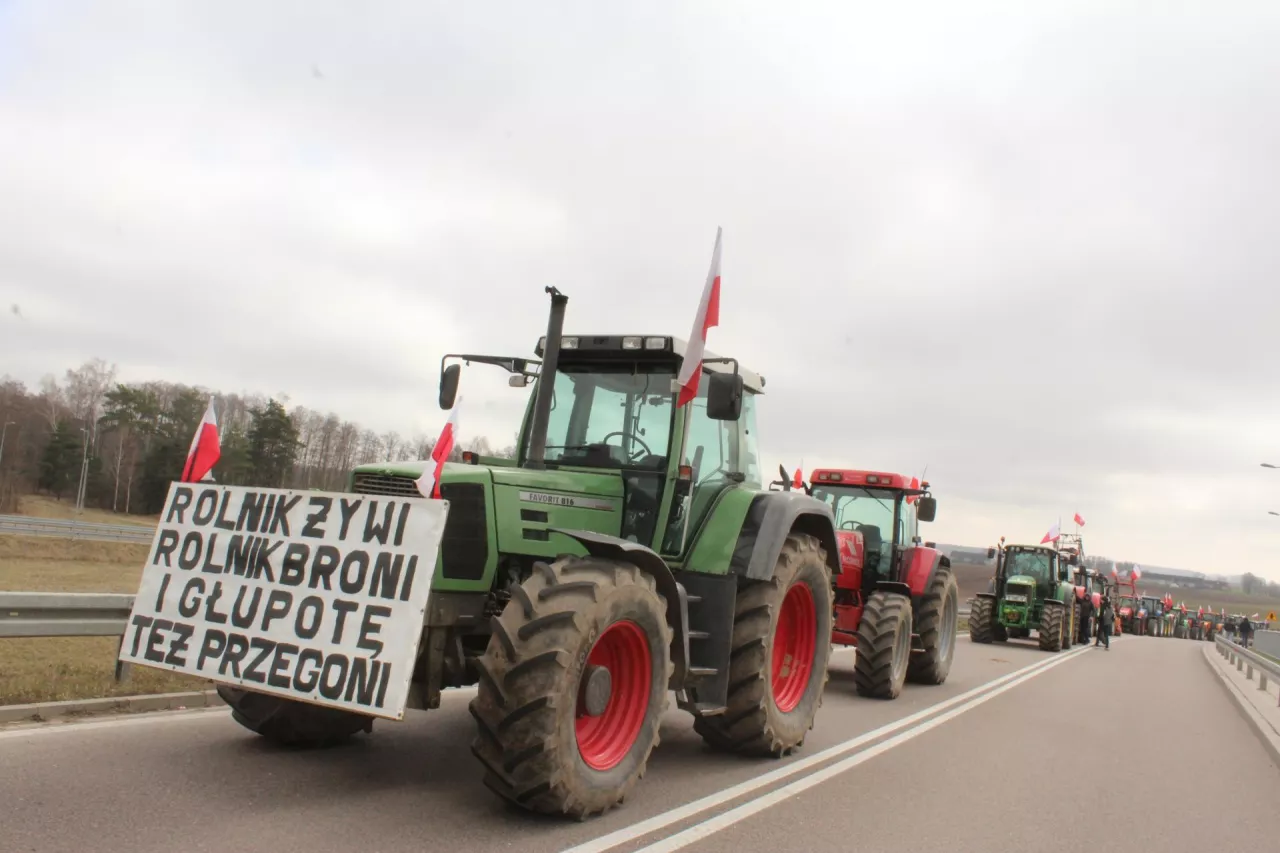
[1073, 512, 1085, 527]
[907, 476, 920, 505]
[1040, 521, 1060, 544]
[1091, 591, 1102, 608]
[1131, 565, 1142, 580]
[676, 227, 723, 408]
[1197, 606, 1204, 618]
[416, 402, 460, 500]
[792, 468, 804, 490]
[181, 397, 221, 483]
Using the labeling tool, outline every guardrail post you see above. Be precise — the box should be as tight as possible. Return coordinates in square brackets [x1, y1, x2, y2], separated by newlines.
[1246, 662, 1254, 680]
[114, 634, 131, 683]
[1260, 671, 1269, 692]
[1237, 656, 1244, 671]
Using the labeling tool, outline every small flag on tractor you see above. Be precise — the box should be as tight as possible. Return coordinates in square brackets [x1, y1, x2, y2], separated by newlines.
[181, 397, 221, 483]
[1073, 512, 1085, 527]
[1132, 565, 1142, 580]
[416, 401, 461, 500]
[676, 227, 723, 408]
[1040, 521, 1061, 544]
[792, 467, 804, 490]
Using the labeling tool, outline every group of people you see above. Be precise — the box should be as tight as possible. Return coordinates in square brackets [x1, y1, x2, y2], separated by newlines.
[1076, 592, 1114, 650]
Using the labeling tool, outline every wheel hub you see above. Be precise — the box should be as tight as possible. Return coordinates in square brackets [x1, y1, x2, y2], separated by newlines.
[580, 664, 613, 717]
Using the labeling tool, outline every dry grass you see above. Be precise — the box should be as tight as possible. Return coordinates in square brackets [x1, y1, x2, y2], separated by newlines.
[16, 494, 158, 527]
[0, 534, 211, 705]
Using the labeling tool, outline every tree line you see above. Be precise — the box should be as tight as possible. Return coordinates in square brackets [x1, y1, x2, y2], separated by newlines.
[0, 359, 514, 516]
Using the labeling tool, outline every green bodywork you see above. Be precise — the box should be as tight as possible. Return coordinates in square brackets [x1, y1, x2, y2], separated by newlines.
[989, 545, 1075, 634]
[348, 382, 765, 593]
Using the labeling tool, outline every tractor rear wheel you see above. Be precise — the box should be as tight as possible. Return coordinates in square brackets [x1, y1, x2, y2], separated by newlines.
[969, 596, 995, 644]
[694, 533, 833, 757]
[1038, 602, 1065, 652]
[217, 687, 372, 747]
[1062, 605, 1074, 649]
[908, 566, 958, 685]
[853, 591, 913, 699]
[470, 556, 672, 819]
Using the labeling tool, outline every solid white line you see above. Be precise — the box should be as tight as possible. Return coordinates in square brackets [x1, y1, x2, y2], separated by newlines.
[560, 647, 1079, 853]
[0, 705, 231, 741]
[631, 645, 1090, 853]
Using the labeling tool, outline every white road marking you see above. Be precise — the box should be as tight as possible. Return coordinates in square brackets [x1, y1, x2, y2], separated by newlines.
[561, 647, 1082, 853]
[629, 645, 1090, 853]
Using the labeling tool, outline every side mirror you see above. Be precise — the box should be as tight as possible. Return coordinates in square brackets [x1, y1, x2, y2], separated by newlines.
[706, 372, 743, 421]
[916, 495, 937, 523]
[439, 364, 461, 410]
[986, 546, 997, 559]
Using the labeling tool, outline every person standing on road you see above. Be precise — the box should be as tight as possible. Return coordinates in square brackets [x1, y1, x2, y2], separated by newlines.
[1239, 616, 1253, 649]
[1094, 595, 1113, 650]
[1079, 591, 1095, 645]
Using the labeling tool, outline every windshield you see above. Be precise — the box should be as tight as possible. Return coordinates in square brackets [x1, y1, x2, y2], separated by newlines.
[1005, 550, 1053, 580]
[810, 486, 901, 547]
[528, 362, 675, 470]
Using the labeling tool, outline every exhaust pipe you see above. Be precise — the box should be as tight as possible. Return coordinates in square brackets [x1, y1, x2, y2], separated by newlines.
[525, 286, 568, 470]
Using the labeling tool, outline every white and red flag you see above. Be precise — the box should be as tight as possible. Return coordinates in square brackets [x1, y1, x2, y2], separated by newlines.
[1073, 512, 1085, 527]
[1040, 520, 1061, 544]
[416, 401, 461, 500]
[1132, 565, 1142, 580]
[676, 227, 723, 408]
[181, 397, 221, 483]
[792, 467, 804, 490]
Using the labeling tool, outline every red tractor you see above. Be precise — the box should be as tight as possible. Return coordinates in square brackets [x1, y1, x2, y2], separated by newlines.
[772, 466, 959, 700]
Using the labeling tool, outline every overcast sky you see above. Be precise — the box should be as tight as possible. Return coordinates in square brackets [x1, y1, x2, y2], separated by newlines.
[3, 1, 1280, 578]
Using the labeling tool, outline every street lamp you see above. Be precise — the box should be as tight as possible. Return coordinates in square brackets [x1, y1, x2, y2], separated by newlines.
[0, 421, 14, 476]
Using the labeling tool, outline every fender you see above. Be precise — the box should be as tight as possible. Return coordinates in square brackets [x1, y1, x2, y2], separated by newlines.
[874, 580, 912, 598]
[899, 545, 948, 599]
[729, 491, 840, 581]
[552, 528, 690, 688]
[975, 591, 997, 601]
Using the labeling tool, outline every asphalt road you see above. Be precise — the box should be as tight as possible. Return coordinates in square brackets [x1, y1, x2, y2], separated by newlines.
[2, 636, 1276, 853]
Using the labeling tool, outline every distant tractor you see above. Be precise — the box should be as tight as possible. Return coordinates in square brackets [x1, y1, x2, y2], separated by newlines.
[774, 467, 959, 700]
[1138, 596, 1166, 637]
[970, 540, 1077, 652]
[1114, 578, 1141, 635]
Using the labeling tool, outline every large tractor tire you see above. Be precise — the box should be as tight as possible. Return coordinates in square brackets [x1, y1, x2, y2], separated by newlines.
[694, 533, 833, 757]
[907, 566, 959, 685]
[853, 591, 913, 699]
[1038, 602, 1066, 653]
[969, 596, 995, 643]
[217, 686, 372, 747]
[1062, 605, 1075, 649]
[470, 556, 672, 819]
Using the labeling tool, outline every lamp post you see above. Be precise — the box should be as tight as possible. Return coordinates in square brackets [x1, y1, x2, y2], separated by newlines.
[76, 426, 89, 512]
[0, 421, 13, 471]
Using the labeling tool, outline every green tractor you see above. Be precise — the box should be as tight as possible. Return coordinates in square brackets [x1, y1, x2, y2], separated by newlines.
[216, 288, 843, 819]
[969, 539, 1077, 652]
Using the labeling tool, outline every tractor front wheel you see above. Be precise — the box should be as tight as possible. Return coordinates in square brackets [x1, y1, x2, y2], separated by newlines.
[1039, 602, 1065, 653]
[217, 687, 372, 747]
[908, 566, 958, 685]
[968, 596, 996, 644]
[694, 532, 833, 757]
[470, 556, 671, 819]
[853, 591, 913, 699]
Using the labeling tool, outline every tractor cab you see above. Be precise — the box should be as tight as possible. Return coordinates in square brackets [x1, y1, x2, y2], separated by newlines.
[1001, 546, 1061, 603]
[355, 301, 764, 581]
[803, 469, 936, 596]
[1141, 596, 1163, 620]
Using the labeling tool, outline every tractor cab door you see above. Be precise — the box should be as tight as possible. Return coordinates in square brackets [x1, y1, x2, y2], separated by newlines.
[662, 384, 757, 555]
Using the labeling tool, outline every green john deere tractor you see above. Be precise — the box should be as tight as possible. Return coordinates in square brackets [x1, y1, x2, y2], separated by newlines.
[969, 540, 1077, 652]
[216, 288, 843, 819]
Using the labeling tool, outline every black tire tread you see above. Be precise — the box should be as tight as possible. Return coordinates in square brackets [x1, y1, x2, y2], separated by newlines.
[1039, 601, 1065, 652]
[217, 686, 371, 747]
[969, 596, 995, 644]
[469, 556, 673, 820]
[692, 533, 833, 757]
[907, 566, 957, 685]
[852, 591, 912, 699]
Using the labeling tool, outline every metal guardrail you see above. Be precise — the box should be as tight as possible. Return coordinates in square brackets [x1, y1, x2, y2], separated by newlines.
[0, 591, 135, 639]
[0, 514, 154, 544]
[1215, 633, 1280, 706]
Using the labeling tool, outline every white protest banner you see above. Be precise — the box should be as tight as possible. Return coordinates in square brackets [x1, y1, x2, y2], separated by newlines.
[119, 482, 449, 720]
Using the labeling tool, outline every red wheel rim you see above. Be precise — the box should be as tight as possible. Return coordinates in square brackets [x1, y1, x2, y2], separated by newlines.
[575, 620, 652, 772]
[772, 582, 817, 713]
